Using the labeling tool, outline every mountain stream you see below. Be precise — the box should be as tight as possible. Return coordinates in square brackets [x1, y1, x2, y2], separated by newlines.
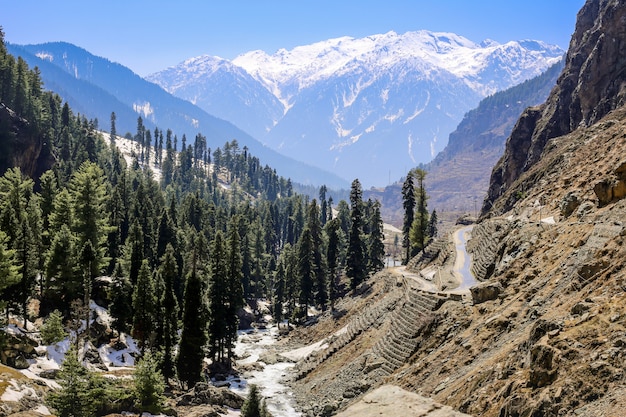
[227, 326, 301, 417]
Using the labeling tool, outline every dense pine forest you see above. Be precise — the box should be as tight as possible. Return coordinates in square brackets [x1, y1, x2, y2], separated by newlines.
[0, 26, 386, 400]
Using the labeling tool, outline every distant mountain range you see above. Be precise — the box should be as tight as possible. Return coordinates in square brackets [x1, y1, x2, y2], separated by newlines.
[365, 59, 564, 226]
[6, 42, 349, 189]
[148, 31, 564, 186]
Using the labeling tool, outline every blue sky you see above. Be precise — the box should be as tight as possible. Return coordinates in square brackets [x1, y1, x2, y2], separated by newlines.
[2, 0, 585, 77]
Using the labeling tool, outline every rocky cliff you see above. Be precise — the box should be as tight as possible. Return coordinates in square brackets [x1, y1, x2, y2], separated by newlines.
[484, 0, 626, 214]
[0, 102, 54, 181]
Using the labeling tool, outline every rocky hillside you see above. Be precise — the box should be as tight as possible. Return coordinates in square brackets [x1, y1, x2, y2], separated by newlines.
[292, 109, 626, 417]
[290, 1, 626, 416]
[485, 0, 626, 213]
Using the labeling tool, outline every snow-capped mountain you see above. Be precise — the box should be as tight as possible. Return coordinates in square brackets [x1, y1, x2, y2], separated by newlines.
[8, 42, 350, 188]
[148, 30, 564, 186]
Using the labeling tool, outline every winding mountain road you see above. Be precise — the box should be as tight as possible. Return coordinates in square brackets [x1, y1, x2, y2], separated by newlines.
[452, 225, 476, 290]
[391, 225, 476, 293]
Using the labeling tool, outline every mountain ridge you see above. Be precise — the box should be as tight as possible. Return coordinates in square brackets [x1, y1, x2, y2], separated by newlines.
[484, 0, 626, 213]
[149, 30, 564, 186]
[7, 41, 349, 189]
[364, 59, 564, 227]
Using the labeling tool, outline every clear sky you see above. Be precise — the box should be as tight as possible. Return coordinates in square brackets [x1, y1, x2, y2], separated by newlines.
[2, 0, 585, 77]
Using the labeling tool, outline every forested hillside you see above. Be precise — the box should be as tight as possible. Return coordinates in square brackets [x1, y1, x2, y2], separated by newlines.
[0, 27, 385, 413]
[6, 41, 350, 189]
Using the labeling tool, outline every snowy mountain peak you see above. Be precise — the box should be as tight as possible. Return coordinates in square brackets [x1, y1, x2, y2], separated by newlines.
[231, 30, 562, 96]
[149, 30, 564, 186]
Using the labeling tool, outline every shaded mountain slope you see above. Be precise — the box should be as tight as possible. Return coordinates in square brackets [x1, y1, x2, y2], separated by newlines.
[365, 60, 564, 227]
[6, 42, 349, 188]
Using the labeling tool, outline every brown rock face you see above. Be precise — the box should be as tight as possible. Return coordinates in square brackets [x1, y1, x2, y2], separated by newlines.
[0, 102, 54, 181]
[484, 0, 626, 214]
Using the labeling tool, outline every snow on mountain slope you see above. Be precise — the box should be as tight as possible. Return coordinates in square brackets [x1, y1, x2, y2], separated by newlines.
[149, 30, 563, 186]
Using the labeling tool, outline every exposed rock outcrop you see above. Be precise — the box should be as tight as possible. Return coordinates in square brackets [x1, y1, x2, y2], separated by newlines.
[469, 281, 503, 304]
[0, 102, 54, 180]
[1, 328, 39, 369]
[484, 0, 626, 214]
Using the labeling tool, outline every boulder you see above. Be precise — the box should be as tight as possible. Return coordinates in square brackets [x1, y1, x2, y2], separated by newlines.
[528, 343, 558, 388]
[176, 382, 245, 409]
[570, 301, 592, 316]
[1, 328, 39, 368]
[576, 201, 595, 220]
[182, 406, 221, 417]
[470, 281, 503, 304]
[559, 191, 581, 217]
[83, 341, 108, 371]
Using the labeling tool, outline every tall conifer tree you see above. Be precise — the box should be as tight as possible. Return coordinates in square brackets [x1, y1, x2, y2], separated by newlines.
[401, 173, 415, 264]
[158, 243, 179, 379]
[176, 234, 207, 388]
[346, 179, 366, 290]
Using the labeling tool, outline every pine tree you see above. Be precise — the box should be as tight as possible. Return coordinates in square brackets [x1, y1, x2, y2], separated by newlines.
[0, 230, 19, 301]
[40, 309, 67, 345]
[272, 259, 286, 323]
[208, 231, 228, 363]
[325, 218, 341, 310]
[345, 179, 366, 290]
[367, 200, 385, 274]
[319, 185, 328, 226]
[158, 244, 179, 379]
[410, 168, 430, 254]
[176, 234, 207, 388]
[306, 200, 327, 309]
[428, 209, 439, 239]
[79, 240, 96, 338]
[109, 264, 133, 334]
[225, 219, 244, 362]
[401, 173, 415, 264]
[46, 347, 103, 417]
[0, 168, 39, 325]
[48, 188, 73, 235]
[133, 351, 165, 413]
[296, 227, 314, 320]
[109, 112, 116, 146]
[39, 170, 57, 252]
[132, 260, 156, 352]
[70, 161, 109, 278]
[125, 219, 144, 285]
[241, 384, 263, 417]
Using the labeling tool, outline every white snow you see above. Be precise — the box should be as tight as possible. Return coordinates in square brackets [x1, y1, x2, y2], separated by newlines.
[231, 30, 563, 98]
[34, 405, 52, 415]
[230, 327, 300, 417]
[133, 101, 154, 118]
[99, 333, 139, 368]
[281, 340, 328, 362]
[404, 91, 430, 124]
[155, 30, 562, 122]
[35, 52, 54, 62]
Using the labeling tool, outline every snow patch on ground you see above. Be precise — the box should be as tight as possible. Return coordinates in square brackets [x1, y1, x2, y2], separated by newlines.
[281, 340, 328, 362]
[99, 333, 139, 368]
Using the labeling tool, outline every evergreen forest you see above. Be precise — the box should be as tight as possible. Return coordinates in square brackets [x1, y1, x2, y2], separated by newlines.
[0, 27, 388, 396]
